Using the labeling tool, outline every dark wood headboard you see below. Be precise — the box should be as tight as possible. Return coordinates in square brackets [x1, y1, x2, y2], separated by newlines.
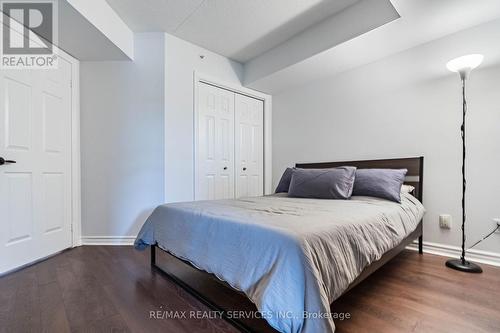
[296, 157, 424, 202]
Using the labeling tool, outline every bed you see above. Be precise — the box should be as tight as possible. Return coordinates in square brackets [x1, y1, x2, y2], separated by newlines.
[135, 157, 425, 333]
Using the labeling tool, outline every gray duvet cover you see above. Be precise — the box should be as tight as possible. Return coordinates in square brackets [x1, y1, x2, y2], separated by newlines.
[135, 192, 425, 333]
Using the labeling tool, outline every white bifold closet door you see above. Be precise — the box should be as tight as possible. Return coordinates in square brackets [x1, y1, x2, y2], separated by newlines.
[196, 82, 264, 200]
[197, 83, 235, 200]
[235, 94, 264, 198]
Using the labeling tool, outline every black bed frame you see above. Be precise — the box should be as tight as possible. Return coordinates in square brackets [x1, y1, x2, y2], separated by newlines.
[150, 157, 424, 332]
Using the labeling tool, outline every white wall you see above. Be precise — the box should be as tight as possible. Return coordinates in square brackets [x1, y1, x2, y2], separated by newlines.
[80, 32, 244, 238]
[273, 35, 500, 253]
[80, 33, 165, 238]
[164, 33, 244, 203]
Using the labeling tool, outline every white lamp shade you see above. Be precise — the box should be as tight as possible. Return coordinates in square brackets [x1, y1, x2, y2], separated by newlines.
[446, 54, 484, 73]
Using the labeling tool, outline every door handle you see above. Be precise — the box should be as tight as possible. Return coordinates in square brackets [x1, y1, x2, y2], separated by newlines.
[223, 166, 228, 170]
[0, 157, 16, 165]
[243, 167, 247, 171]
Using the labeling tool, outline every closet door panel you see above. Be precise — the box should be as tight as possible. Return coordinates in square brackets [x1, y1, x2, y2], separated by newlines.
[217, 99, 234, 199]
[235, 94, 264, 198]
[196, 83, 235, 200]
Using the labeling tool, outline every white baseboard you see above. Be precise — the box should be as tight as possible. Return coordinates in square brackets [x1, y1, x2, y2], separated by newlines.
[81, 236, 135, 245]
[79, 236, 500, 267]
[407, 240, 500, 267]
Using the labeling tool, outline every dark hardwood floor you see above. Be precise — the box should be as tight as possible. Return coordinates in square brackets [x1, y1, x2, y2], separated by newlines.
[1, 246, 499, 333]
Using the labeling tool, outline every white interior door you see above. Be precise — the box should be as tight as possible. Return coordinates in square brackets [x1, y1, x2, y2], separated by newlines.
[196, 82, 235, 200]
[0, 58, 73, 274]
[235, 94, 264, 198]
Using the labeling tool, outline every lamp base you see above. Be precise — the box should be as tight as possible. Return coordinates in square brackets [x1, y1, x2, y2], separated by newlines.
[445, 258, 482, 273]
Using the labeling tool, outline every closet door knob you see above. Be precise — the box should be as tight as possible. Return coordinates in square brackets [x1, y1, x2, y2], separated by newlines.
[0, 157, 16, 165]
[243, 167, 247, 171]
[223, 166, 228, 170]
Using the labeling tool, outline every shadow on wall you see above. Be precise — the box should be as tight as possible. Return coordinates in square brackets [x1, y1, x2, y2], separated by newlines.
[127, 208, 155, 237]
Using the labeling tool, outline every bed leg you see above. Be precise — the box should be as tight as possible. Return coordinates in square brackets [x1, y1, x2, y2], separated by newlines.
[151, 244, 156, 266]
[418, 236, 423, 254]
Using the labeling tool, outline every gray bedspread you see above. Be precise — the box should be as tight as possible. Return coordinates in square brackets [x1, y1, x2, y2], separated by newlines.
[135, 192, 425, 333]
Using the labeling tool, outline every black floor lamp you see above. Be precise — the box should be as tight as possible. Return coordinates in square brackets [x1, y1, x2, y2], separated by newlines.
[445, 54, 484, 273]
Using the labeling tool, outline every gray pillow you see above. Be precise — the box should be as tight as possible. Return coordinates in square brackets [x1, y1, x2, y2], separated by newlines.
[288, 167, 357, 199]
[353, 169, 408, 203]
[275, 167, 295, 193]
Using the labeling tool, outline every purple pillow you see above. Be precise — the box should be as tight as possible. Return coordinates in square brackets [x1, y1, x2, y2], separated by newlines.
[288, 167, 357, 199]
[275, 167, 295, 193]
[353, 169, 407, 203]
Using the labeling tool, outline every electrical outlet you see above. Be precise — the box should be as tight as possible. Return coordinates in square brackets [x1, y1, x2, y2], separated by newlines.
[439, 214, 452, 229]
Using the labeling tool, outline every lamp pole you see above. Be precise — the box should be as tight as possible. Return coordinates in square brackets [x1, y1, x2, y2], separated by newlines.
[445, 55, 483, 273]
[461, 75, 466, 263]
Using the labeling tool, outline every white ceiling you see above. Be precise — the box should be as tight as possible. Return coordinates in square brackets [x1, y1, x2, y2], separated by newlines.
[105, 0, 360, 62]
[246, 0, 500, 93]
[104, 0, 500, 93]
